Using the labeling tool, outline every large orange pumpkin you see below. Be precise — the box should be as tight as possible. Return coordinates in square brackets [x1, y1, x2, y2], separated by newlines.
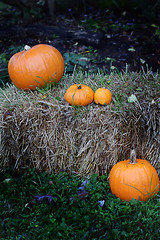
[64, 84, 94, 106]
[8, 44, 64, 90]
[109, 150, 159, 201]
[94, 88, 112, 105]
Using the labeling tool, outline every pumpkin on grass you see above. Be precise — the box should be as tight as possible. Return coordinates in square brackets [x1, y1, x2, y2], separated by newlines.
[109, 150, 159, 201]
[64, 84, 94, 106]
[8, 44, 64, 90]
[94, 88, 112, 105]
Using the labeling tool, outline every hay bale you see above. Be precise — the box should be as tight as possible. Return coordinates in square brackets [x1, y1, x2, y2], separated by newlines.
[0, 71, 159, 177]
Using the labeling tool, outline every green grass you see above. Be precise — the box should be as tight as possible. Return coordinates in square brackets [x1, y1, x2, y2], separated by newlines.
[0, 169, 159, 239]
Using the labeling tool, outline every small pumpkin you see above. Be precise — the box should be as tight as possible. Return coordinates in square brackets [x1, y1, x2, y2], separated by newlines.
[64, 84, 94, 106]
[109, 150, 159, 201]
[8, 44, 64, 90]
[94, 88, 112, 105]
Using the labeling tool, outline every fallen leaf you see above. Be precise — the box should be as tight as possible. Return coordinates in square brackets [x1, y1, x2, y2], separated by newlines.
[140, 58, 146, 64]
[128, 47, 136, 52]
[33, 195, 58, 204]
[98, 200, 105, 207]
[41, 94, 48, 99]
[128, 94, 138, 103]
[77, 190, 89, 200]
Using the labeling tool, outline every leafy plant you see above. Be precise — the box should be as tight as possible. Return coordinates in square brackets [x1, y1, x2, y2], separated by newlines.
[63, 52, 90, 72]
[105, 57, 116, 68]
[151, 24, 160, 39]
[80, 18, 107, 32]
[0, 45, 24, 88]
[0, 169, 159, 239]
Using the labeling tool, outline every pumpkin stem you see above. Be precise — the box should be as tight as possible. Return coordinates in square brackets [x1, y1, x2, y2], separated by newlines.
[129, 149, 137, 164]
[24, 45, 31, 51]
[77, 85, 82, 90]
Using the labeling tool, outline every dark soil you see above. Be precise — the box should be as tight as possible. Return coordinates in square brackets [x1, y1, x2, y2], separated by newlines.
[0, 6, 160, 74]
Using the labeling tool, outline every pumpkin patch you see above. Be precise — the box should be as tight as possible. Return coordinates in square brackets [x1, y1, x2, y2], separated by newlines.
[8, 44, 65, 90]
